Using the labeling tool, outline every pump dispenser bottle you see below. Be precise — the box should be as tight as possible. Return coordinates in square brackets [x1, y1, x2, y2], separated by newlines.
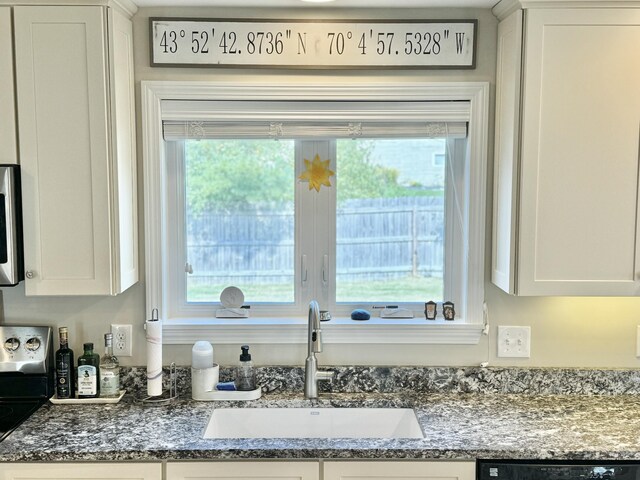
[236, 345, 256, 391]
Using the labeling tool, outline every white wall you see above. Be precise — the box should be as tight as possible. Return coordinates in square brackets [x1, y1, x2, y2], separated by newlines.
[4, 5, 640, 370]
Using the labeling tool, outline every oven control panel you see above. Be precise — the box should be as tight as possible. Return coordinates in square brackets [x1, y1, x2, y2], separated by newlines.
[0, 326, 52, 374]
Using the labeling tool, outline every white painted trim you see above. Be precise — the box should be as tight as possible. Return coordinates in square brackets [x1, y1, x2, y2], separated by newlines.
[141, 81, 166, 318]
[141, 80, 489, 345]
[493, 0, 640, 20]
[163, 317, 484, 345]
[0, 0, 138, 17]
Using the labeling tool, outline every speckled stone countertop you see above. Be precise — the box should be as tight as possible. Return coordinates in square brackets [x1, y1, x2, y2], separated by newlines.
[3, 391, 640, 462]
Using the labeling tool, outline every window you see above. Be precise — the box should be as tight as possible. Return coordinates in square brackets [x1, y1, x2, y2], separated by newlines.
[142, 82, 489, 344]
[336, 138, 448, 304]
[183, 139, 296, 304]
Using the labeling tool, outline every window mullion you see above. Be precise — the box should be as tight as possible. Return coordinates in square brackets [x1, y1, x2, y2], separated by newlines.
[326, 140, 337, 311]
[296, 140, 335, 310]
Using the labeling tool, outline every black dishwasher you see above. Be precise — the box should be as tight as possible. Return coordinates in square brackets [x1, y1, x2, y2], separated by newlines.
[478, 461, 640, 480]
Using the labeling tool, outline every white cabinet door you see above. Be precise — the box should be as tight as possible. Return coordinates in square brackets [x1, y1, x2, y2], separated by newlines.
[13, 5, 138, 295]
[0, 7, 17, 165]
[324, 461, 475, 480]
[492, 8, 640, 296]
[0, 463, 162, 480]
[166, 461, 320, 480]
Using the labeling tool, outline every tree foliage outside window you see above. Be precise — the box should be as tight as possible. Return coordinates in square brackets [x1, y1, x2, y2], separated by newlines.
[183, 138, 445, 304]
[185, 139, 442, 213]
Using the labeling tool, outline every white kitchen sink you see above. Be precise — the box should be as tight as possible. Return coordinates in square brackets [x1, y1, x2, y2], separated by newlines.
[203, 407, 423, 439]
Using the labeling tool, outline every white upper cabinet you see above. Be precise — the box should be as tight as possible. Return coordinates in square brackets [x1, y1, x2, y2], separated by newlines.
[0, 7, 17, 165]
[14, 5, 138, 296]
[492, 5, 640, 296]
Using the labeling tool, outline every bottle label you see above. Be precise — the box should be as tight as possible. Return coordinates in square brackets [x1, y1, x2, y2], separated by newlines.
[77, 365, 97, 395]
[56, 359, 72, 398]
[100, 370, 120, 396]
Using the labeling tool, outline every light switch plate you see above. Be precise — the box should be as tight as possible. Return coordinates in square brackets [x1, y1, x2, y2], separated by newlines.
[497, 326, 531, 358]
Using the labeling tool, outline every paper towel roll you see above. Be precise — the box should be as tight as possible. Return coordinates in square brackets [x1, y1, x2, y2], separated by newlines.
[146, 315, 163, 397]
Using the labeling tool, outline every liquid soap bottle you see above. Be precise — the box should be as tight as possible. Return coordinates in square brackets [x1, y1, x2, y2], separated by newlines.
[236, 345, 256, 391]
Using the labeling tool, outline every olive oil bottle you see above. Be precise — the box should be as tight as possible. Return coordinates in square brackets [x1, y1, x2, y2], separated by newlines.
[77, 343, 100, 398]
[55, 327, 75, 399]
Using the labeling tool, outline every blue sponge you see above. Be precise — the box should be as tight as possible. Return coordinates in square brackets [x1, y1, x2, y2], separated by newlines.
[351, 309, 371, 321]
[216, 381, 237, 391]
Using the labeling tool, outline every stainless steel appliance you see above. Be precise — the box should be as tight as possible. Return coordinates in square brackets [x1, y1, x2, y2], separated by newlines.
[0, 325, 54, 442]
[0, 165, 24, 286]
[478, 460, 640, 480]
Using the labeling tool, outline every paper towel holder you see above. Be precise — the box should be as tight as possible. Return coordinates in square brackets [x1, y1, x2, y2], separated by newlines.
[140, 362, 178, 405]
[141, 308, 178, 405]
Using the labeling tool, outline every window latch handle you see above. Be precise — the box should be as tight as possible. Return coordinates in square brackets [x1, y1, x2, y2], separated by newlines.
[301, 254, 308, 286]
[322, 254, 328, 286]
[185, 262, 193, 274]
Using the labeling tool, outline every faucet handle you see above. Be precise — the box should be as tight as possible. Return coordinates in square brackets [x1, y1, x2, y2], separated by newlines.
[316, 370, 335, 382]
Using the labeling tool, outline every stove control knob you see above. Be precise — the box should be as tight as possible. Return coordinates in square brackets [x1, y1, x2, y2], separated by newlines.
[25, 337, 41, 352]
[4, 337, 20, 352]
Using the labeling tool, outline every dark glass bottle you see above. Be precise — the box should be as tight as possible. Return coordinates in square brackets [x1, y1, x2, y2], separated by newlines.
[77, 342, 100, 398]
[55, 327, 75, 399]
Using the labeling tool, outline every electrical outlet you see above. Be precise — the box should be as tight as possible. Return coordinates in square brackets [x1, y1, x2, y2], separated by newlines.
[497, 326, 531, 358]
[111, 324, 133, 357]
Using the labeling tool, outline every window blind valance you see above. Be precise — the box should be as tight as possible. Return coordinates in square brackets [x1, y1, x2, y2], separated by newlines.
[161, 100, 469, 140]
[163, 120, 467, 140]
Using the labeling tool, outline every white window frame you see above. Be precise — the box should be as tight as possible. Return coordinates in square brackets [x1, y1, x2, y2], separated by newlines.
[141, 81, 489, 345]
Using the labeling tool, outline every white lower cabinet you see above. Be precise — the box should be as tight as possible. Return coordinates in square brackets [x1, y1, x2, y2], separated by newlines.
[166, 461, 320, 480]
[324, 461, 476, 480]
[166, 461, 475, 480]
[0, 463, 162, 480]
[1, 460, 474, 480]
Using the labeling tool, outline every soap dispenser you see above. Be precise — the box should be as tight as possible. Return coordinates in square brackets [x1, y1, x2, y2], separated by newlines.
[236, 345, 256, 391]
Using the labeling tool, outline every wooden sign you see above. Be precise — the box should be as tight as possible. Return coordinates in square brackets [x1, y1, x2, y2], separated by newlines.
[150, 18, 476, 69]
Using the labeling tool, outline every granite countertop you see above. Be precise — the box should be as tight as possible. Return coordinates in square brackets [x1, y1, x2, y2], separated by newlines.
[3, 391, 640, 462]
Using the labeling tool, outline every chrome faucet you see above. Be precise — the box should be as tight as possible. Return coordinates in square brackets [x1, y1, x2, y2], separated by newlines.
[304, 300, 334, 399]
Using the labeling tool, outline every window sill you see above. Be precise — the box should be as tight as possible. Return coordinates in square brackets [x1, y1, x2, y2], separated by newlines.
[162, 317, 484, 345]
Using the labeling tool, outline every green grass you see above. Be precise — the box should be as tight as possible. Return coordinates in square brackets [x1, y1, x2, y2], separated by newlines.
[187, 276, 442, 304]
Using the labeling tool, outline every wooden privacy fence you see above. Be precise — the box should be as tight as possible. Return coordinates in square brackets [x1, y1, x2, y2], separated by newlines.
[187, 197, 444, 285]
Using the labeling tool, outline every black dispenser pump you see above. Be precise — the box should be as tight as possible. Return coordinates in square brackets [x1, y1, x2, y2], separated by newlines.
[240, 345, 251, 361]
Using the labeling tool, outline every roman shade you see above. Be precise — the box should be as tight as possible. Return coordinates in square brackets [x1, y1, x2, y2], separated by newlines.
[161, 100, 468, 140]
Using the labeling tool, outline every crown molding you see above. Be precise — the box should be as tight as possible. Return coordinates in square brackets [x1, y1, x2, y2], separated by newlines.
[493, 0, 640, 20]
[0, 0, 137, 17]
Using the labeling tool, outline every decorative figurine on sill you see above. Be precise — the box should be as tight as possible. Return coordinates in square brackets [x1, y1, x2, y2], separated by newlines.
[443, 301, 455, 321]
[424, 301, 437, 320]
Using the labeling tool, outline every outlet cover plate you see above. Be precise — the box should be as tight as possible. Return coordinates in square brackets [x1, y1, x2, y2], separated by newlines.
[497, 325, 531, 358]
[111, 324, 133, 357]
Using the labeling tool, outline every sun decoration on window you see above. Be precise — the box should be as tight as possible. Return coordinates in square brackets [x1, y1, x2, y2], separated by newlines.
[299, 154, 335, 192]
